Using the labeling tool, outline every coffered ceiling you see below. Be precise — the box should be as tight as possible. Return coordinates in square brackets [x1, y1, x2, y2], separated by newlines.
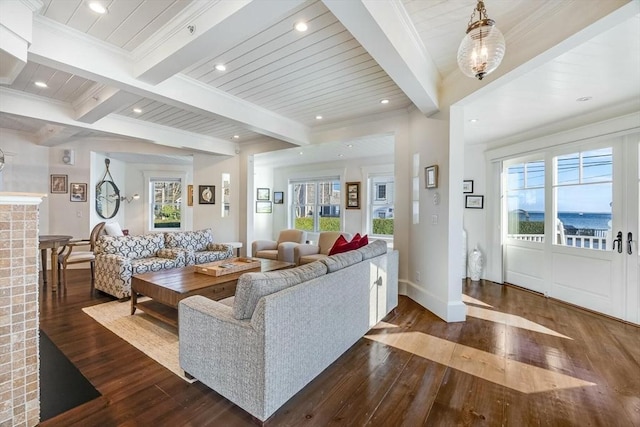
[0, 0, 638, 160]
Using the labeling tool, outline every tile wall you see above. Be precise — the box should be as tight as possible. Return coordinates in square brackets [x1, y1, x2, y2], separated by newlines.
[0, 194, 43, 427]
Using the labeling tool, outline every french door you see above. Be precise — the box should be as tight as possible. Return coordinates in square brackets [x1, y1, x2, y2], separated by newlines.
[503, 136, 639, 324]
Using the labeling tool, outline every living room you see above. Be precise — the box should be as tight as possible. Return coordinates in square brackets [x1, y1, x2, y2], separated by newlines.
[1, 0, 639, 425]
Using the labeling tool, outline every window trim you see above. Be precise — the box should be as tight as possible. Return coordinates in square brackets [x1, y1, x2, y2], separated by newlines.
[143, 171, 187, 233]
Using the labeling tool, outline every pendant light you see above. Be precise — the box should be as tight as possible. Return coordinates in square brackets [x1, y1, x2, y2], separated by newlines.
[457, 0, 505, 80]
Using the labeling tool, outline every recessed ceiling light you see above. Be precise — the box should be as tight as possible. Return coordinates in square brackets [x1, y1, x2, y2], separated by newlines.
[233, 135, 239, 139]
[315, 115, 323, 120]
[294, 22, 308, 32]
[133, 108, 142, 114]
[215, 64, 226, 72]
[299, 151, 304, 155]
[88, 2, 107, 14]
[338, 154, 344, 157]
[34, 81, 47, 88]
[380, 99, 390, 104]
[576, 96, 592, 102]
[469, 118, 479, 123]
[347, 144, 353, 148]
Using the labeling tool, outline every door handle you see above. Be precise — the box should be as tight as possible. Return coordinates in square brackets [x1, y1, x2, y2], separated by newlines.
[628, 232, 633, 255]
[613, 231, 623, 253]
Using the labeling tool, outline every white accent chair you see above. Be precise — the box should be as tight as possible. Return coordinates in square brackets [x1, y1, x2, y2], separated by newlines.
[251, 229, 307, 263]
[294, 231, 353, 265]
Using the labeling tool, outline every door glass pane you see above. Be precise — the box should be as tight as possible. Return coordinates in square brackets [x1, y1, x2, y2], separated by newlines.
[554, 148, 612, 250]
[506, 160, 545, 242]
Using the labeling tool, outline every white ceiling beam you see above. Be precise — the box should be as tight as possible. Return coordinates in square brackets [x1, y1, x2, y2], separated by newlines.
[27, 15, 311, 146]
[73, 84, 141, 123]
[0, 87, 238, 154]
[134, 0, 306, 85]
[323, 0, 440, 115]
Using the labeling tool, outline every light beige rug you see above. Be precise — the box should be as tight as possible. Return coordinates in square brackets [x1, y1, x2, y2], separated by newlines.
[82, 299, 195, 383]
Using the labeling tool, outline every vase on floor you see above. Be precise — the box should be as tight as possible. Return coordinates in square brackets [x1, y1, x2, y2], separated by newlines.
[469, 247, 483, 281]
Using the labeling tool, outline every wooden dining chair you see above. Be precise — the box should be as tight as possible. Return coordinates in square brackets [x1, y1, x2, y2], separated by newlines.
[57, 222, 106, 286]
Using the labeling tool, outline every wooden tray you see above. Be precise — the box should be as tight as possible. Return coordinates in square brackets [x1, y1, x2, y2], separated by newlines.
[194, 257, 262, 277]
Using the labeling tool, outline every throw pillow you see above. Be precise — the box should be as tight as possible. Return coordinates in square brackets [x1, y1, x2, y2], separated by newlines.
[328, 234, 349, 255]
[329, 233, 363, 255]
[104, 222, 124, 236]
[358, 234, 368, 247]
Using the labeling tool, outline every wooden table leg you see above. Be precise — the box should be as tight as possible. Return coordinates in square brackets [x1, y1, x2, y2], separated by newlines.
[131, 291, 137, 315]
[50, 248, 58, 291]
[41, 248, 48, 285]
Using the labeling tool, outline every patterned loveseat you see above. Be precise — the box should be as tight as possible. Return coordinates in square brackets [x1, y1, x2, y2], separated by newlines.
[94, 233, 187, 299]
[164, 229, 234, 265]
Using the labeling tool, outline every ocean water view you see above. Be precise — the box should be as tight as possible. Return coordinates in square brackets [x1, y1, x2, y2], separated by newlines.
[524, 212, 611, 230]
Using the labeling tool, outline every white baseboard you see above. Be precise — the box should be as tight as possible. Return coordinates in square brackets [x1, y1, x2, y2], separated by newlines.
[399, 279, 466, 323]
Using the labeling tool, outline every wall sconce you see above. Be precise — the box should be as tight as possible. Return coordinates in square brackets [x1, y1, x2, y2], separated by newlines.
[109, 193, 140, 203]
[119, 193, 140, 203]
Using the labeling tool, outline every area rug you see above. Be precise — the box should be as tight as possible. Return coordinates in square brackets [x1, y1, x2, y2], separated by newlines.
[82, 299, 195, 383]
[40, 329, 102, 421]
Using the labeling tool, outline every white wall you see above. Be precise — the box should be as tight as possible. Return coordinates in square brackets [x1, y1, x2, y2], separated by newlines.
[192, 153, 239, 242]
[404, 109, 463, 321]
[462, 143, 488, 277]
[0, 130, 50, 233]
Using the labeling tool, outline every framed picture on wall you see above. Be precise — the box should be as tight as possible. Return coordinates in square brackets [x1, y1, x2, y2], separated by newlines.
[187, 184, 194, 206]
[257, 188, 270, 201]
[199, 185, 215, 204]
[425, 165, 438, 189]
[346, 181, 360, 209]
[465, 195, 484, 209]
[463, 180, 474, 193]
[50, 174, 68, 193]
[273, 191, 284, 204]
[256, 201, 272, 213]
[70, 183, 87, 202]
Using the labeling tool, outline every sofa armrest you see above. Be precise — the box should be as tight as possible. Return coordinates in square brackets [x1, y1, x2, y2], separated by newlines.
[293, 243, 320, 264]
[277, 241, 299, 263]
[179, 296, 263, 404]
[252, 240, 277, 254]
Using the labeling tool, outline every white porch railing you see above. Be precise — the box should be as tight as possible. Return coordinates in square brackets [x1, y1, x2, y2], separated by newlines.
[508, 233, 609, 251]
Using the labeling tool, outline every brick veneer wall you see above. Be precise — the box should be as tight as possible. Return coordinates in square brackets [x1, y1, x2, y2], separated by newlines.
[0, 194, 43, 427]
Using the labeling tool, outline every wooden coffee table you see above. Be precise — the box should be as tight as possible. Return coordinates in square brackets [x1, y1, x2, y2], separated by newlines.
[131, 258, 294, 327]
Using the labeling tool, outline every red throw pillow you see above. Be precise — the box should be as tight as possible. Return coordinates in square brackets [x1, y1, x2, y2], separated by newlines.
[328, 234, 349, 255]
[358, 234, 368, 247]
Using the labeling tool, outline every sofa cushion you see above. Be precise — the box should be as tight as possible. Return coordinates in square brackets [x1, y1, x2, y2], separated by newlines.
[233, 269, 303, 320]
[320, 250, 363, 273]
[357, 239, 387, 260]
[96, 234, 165, 259]
[292, 261, 327, 282]
[165, 229, 214, 251]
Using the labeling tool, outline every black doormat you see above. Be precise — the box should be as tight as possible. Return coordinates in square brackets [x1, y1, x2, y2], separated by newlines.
[39, 329, 101, 421]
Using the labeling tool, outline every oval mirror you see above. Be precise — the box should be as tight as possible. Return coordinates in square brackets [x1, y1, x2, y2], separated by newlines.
[96, 180, 120, 219]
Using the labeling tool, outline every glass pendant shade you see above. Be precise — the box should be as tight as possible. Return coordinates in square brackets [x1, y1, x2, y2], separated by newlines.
[457, 18, 506, 80]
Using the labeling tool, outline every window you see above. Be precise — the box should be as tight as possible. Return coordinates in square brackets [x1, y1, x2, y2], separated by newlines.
[150, 178, 182, 230]
[554, 148, 612, 249]
[506, 159, 545, 241]
[370, 175, 394, 236]
[291, 179, 341, 232]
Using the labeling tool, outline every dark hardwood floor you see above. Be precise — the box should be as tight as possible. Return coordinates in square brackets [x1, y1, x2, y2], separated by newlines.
[39, 270, 640, 426]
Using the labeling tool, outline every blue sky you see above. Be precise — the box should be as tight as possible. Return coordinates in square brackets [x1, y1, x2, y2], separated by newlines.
[507, 148, 612, 214]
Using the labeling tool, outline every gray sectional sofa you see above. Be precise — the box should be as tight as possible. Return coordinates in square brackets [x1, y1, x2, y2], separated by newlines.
[178, 239, 399, 422]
